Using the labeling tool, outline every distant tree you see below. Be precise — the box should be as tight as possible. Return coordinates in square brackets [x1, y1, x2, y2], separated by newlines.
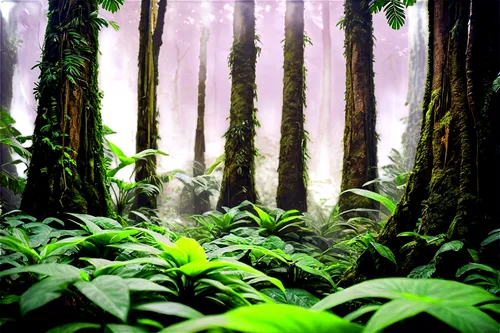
[217, 0, 259, 210]
[276, 0, 308, 212]
[20, 0, 120, 219]
[402, 1, 428, 169]
[338, 0, 378, 213]
[135, 0, 167, 209]
[0, 13, 21, 211]
[316, 1, 332, 179]
[193, 0, 211, 214]
[342, 0, 500, 283]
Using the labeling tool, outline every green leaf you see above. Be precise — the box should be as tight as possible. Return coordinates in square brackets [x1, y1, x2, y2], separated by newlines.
[407, 264, 436, 279]
[261, 288, 319, 308]
[159, 304, 363, 333]
[369, 241, 397, 265]
[364, 299, 431, 332]
[107, 243, 162, 254]
[0, 235, 41, 262]
[456, 263, 500, 278]
[341, 189, 397, 214]
[434, 240, 463, 259]
[312, 278, 499, 311]
[0, 263, 82, 279]
[106, 324, 147, 333]
[426, 305, 500, 333]
[384, 0, 406, 30]
[47, 323, 101, 333]
[481, 229, 500, 247]
[21, 276, 79, 315]
[492, 72, 500, 93]
[124, 278, 175, 294]
[133, 302, 203, 319]
[75, 275, 130, 322]
[174, 237, 207, 263]
[108, 21, 120, 31]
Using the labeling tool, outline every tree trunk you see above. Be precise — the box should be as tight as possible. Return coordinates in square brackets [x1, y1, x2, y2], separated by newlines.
[135, 0, 167, 209]
[276, 0, 307, 212]
[402, 1, 428, 169]
[0, 13, 21, 211]
[20, 0, 114, 219]
[216, 0, 258, 210]
[338, 0, 378, 213]
[193, 0, 211, 214]
[341, 0, 500, 285]
[316, 1, 332, 180]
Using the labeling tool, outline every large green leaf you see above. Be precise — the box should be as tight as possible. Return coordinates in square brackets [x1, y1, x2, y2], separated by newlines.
[261, 288, 319, 308]
[21, 276, 80, 315]
[174, 237, 207, 263]
[434, 240, 463, 259]
[0, 235, 41, 262]
[312, 278, 499, 311]
[363, 299, 431, 332]
[133, 302, 203, 319]
[75, 275, 130, 322]
[159, 304, 363, 333]
[124, 278, 175, 294]
[426, 304, 500, 333]
[0, 263, 82, 279]
[341, 189, 396, 214]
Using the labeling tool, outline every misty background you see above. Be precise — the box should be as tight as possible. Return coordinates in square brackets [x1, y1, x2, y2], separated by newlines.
[1, 0, 416, 216]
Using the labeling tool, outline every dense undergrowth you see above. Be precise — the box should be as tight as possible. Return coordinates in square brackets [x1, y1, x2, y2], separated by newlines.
[1, 111, 500, 332]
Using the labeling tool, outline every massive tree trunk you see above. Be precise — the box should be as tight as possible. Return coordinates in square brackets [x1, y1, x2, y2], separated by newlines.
[338, 0, 378, 213]
[276, 0, 307, 212]
[135, 0, 167, 209]
[316, 1, 332, 180]
[341, 0, 500, 285]
[193, 0, 211, 214]
[402, 1, 428, 169]
[20, 0, 114, 219]
[0, 13, 21, 211]
[216, 0, 258, 210]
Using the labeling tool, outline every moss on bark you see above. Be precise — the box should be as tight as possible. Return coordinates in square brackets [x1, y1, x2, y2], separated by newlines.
[135, 0, 167, 209]
[216, 0, 259, 210]
[340, 0, 500, 285]
[276, 0, 307, 212]
[339, 0, 378, 215]
[20, 0, 114, 219]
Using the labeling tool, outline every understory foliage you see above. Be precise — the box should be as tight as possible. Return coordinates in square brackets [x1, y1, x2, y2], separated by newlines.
[0, 206, 498, 332]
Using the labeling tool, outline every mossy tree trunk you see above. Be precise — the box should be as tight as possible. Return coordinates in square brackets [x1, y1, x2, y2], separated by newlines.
[341, 0, 500, 285]
[402, 1, 428, 169]
[0, 14, 21, 211]
[316, 1, 332, 179]
[135, 0, 167, 209]
[193, 0, 211, 214]
[338, 0, 378, 213]
[216, 0, 259, 210]
[20, 0, 114, 219]
[276, 0, 307, 212]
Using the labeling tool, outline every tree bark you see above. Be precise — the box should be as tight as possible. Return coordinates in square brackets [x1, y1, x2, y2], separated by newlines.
[341, 0, 500, 285]
[338, 0, 378, 214]
[276, 0, 307, 212]
[402, 1, 428, 169]
[193, 0, 211, 214]
[0, 13, 21, 211]
[216, 0, 258, 210]
[135, 0, 167, 209]
[20, 0, 114, 219]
